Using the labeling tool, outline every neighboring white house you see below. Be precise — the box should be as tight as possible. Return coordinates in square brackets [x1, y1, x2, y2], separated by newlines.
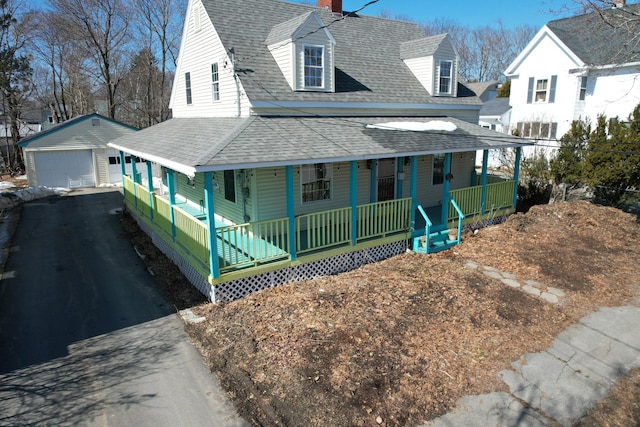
[19, 113, 140, 188]
[476, 97, 513, 168]
[505, 1, 640, 157]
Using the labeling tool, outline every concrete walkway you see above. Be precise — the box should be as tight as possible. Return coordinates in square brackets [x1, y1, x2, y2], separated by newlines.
[422, 304, 640, 427]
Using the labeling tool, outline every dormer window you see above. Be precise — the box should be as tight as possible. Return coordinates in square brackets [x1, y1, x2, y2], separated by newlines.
[439, 60, 453, 95]
[304, 45, 324, 88]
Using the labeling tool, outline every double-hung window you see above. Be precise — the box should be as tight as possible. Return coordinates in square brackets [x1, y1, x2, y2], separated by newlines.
[535, 79, 548, 102]
[211, 63, 220, 102]
[185, 72, 192, 105]
[301, 163, 332, 203]
[579, 76, 588, 101]
[303, 45, 324, 88]
[438, 60, 453, 95]
[527, 76, 557, 104]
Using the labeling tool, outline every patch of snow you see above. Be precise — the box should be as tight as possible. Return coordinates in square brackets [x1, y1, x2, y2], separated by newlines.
[366, 121, 457, 132]
[0, 186, 70, 209]
[0, 182, 16, 189]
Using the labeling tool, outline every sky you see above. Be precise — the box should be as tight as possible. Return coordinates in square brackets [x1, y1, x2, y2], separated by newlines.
[305, 0, 584, 29]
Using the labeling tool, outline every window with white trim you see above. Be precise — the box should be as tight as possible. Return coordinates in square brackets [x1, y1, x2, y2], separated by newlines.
[579, 76, 588, 101]
[301, 163, 332, 203]
[535, 79, 548, 102]
[303, 45, 324, 88]
[438, 60, 453, 94]
[211, 63, 220, 102]
[185, 72, 192, 105]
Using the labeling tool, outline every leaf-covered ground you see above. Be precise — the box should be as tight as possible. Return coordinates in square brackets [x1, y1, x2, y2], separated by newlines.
[123, 201, 640, 426]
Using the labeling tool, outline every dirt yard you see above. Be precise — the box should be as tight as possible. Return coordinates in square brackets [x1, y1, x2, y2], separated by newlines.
[122, 201, 640, 426]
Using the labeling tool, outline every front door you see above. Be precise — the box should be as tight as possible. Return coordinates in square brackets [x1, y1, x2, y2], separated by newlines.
[377, 158, 395, 202]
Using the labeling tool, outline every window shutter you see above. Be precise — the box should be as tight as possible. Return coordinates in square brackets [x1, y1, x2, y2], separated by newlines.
[549, 75, 557, 103]
[527, 77, 534, 104]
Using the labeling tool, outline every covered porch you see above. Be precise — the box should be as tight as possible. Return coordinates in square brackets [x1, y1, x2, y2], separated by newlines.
[121, 147, 521, 284]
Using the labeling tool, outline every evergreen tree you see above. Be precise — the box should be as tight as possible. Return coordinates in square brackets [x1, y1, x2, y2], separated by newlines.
[549, 119, 589, 184]
[0, 0, 32, 168]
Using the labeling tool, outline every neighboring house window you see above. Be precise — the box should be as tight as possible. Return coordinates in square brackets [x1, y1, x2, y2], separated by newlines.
[185, 72, 192, 105]
[301, 163, 332, 203]
[516, 122, 558, 140]
[211, 63, 220, 101]
[303, 45, 324, 88]
[224, 170, 236, 203]
[527, 76, 557, 103]
[432, 153, 446, 185]
[579, 76, 588, 101]
[535, 79, 548, 102]
[48, 116, 54, 124]
[438, 60, 453, 95]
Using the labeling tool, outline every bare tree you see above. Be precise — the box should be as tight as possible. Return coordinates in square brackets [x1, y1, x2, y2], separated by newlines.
[51, 0, 132, 120]
[131, 0, 186, 125]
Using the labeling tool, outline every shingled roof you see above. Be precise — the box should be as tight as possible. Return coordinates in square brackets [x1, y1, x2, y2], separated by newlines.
[546, 3, 640, 66]
[109, 116, 529, 176]
[199, 0, 480, 106]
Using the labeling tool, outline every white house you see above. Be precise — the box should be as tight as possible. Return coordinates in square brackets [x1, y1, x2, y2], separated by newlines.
[505, 0, 640, 155]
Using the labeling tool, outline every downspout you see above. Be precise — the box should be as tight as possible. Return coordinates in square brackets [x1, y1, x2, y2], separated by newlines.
[230, 48, 241, 118]
[480, 150, 489, 215]
[513, 147, 522, 209]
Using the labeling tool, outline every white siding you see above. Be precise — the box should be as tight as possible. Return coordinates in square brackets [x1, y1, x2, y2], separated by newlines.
[583, 67, 640, 126]
[269, 42, 296, 90]
[404, 57, 434, 95]
[170, 0, 250, 118]
[94, 148, 110, 186]
[508, 32, 583, 139]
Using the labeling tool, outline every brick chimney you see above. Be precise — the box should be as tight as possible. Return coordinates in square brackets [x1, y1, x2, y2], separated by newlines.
[318, 0, 342, 14]
[614, 0, 626, 7]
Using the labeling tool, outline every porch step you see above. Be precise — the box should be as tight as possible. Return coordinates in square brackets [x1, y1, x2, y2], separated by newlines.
[412, 229, 459, 254]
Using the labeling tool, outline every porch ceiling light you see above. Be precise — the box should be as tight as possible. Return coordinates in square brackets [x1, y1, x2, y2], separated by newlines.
[365, 121, 457, 132]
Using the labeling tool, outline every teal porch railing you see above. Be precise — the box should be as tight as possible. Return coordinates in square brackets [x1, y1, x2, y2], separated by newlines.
[122, 177, 416, 276]
[448, 180, 515, 223]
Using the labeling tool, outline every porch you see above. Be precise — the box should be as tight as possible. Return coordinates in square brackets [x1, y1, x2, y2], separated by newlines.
[123, 171, 516, 282]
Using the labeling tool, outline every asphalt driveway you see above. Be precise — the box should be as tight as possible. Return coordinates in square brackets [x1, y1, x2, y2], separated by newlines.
[0, 188, 246, 426]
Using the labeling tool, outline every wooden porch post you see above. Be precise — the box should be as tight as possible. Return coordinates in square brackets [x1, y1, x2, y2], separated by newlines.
[409, 156, 417, 230]
[146, 161, 154, 221]
[350, 161, 358, 246]
[481, 150, 489, 215]
[166, 169, 177, 241]
[396, 157, 404, 198]
[204, 172, 220, 280]
[441, 153, 452, 225]
[369, 159, 378, 203]
[286, 165, 297, 261]
[513, 147, 522, 209]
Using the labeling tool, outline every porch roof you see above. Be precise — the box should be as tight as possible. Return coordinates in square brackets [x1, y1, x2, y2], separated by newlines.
[109, 116, 531, 176]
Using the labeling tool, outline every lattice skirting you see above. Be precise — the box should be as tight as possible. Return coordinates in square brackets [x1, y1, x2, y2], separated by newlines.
[131, 211, 407, 304]
[213, 240, 408, 304]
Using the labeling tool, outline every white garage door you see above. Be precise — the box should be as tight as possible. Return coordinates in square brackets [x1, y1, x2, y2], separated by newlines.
[34, 150, 95, 188]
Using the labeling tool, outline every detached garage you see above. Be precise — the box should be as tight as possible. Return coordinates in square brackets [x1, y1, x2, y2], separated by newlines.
[19, 114, 138, 188]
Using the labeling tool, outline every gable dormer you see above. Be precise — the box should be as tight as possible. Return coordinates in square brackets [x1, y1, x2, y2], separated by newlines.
[401, 34, 458, 97]
[266, 11, 336, 92]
